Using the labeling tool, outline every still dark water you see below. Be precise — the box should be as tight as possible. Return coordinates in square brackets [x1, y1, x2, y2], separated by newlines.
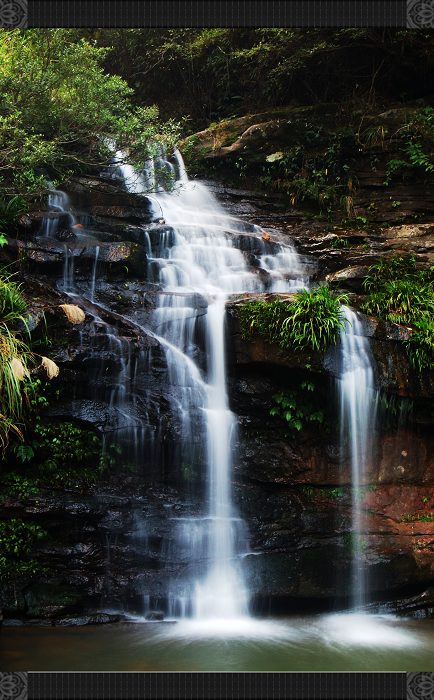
[1, 614, 433, 671]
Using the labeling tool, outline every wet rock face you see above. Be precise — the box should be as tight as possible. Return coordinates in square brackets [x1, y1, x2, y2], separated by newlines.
[227, 298, 434, 399]
[2, 176, 434, 623]
[229, 364, 434, 607]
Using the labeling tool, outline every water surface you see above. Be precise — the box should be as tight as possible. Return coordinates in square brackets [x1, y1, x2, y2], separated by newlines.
[1, 614, 433, 671]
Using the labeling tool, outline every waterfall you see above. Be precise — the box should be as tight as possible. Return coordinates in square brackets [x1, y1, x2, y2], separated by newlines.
[40, 186, 76, 238]
[339, 307, 379, 609]
[118, 154, 307, 621]
[173, 148, 189, 183]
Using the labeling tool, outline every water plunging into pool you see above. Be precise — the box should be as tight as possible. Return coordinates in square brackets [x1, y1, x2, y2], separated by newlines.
[339, 307, 379, 609]
[117, 149, 307, 621]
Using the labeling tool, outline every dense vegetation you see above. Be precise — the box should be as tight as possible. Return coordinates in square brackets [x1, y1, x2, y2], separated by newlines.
[0, 30, 180, 204]
[91, 29, 434, 126]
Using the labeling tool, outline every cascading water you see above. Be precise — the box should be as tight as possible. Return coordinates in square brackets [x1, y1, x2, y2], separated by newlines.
[118, 148, 308, 621]
[40, 185, 76, 238]
[339, 306, 379, 609]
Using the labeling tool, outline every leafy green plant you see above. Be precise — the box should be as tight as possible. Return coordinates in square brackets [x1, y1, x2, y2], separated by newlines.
[330, 236, 350, 249]
[27, 421, 118, 489]
[0, 518, 47, 581]
[0, 273, 28, 322]
[270, 381, 325, 433]
[401, 513, 434, 523]
[0, 196, 27, 242]
[384, 107, 434, 186]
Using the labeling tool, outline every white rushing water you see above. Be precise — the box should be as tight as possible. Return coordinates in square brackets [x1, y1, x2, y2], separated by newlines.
[339, 307, 379, 609]
[40, 186, 76, 238]
[116, 147, 307, 622]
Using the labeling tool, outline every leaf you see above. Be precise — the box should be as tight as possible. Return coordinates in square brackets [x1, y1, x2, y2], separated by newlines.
[10, 357, 28, 381]
[41, 356, 60, 379]
[15, 444, 35, 462]
[59, 304, 85, 324]
[266, 151, 284, 163]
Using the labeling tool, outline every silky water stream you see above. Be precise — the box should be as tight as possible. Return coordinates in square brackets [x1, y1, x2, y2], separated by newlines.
[10, 150, 430, 668]
[119, 151, 307, 632]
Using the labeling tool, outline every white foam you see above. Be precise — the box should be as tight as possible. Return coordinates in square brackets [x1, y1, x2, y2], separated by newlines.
[315, 613, 421, 648]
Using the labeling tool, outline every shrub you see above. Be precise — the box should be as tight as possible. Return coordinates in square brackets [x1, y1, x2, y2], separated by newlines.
[0, 518, 47, 581]
[362, 255, 434, 370]
[240, 286, 349, 353]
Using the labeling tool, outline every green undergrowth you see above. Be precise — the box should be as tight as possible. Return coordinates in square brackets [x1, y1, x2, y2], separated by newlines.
[361, 255, 434, 371]
[0, 518, 47, 581]
[240, 286, 349, 353]
[384, 107, 434, 186]
[1, 415, 122, 494]
[270, 381, 326, 434]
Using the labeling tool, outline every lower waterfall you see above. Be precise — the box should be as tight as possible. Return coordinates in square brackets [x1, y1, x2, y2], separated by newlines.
[339, 307, 379, 609]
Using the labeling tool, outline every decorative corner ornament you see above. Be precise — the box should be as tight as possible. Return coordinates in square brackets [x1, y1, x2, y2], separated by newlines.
[407, 672, 434, 700]
[0, 0, 27, 28]
[407, 0, 434, 27]
[0, 673, 28, 700]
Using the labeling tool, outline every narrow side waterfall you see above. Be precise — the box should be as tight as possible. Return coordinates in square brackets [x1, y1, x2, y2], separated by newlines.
[339, 307, 379, 609]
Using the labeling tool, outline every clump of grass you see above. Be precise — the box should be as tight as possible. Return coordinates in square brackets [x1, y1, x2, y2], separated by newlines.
[0, 275, 27, 321]
[240, 285, 349, 353]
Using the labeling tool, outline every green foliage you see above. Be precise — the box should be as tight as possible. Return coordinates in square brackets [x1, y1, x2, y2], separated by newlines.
[401, 513, 434, 523]
[362, 256, 434, 370]
[240, 286, 348, 353]
[20, 421, 120, 490]
[384, 107, 434, 185]
[0, 196, 27, 244]
[0, 273, 27, 321]
[258, 128, 357, 218]
[0, 325, 35, 449]
[280, 286, 348, 351]
[0, 472, 40, 500]
[270, 381, 325, 434]
[330, 237, 350, 249]
[0, 30, 181, 200]
[404, 318, 434, 372]
[0, 518, 47, 581]
[93, 29, 434, 127]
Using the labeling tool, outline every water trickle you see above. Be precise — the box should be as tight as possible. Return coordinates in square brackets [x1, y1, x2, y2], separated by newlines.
[40, 185, 76, 238]
[62, 245, 75, 293]
[339, 306, 379, 609]
[90, 246, 100, 302]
